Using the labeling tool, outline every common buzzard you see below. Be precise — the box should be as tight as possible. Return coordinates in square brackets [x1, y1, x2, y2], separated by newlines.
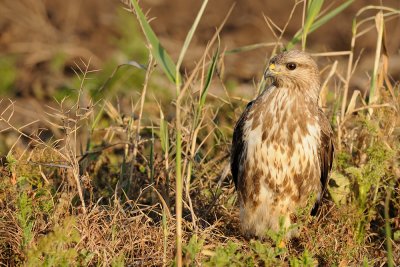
[230, 50, 334, 238]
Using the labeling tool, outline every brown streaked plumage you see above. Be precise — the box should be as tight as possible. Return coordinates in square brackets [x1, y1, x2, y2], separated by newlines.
[231, 50, 334, 238]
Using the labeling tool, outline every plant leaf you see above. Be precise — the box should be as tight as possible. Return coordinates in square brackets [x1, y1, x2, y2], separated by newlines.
[176, 0, 209, 71]
[287, 0, 354, 49]
[130, 0, 177, 83]
[200, 47, 219, 108]
[302, 0, 324, 49]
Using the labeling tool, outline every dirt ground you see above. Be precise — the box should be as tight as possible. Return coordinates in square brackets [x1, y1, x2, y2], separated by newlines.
[1, 0, 400, 96]
[142, 0, 400, 81]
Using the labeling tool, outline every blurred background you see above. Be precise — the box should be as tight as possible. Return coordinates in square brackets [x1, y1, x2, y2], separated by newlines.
[0, 0, 400, 153]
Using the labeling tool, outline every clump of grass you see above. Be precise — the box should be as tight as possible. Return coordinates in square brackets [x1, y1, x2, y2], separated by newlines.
[25, 217, 81, 266]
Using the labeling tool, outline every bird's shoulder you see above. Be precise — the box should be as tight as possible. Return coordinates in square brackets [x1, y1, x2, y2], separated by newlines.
[311, 107, 334, 215]
[230, 99, 257, 189]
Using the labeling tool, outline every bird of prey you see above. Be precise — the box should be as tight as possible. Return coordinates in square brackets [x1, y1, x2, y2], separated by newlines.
[230, 50, 334, 238]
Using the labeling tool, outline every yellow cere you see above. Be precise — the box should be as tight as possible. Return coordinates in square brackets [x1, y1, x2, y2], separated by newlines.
[269, 63, 276, 71]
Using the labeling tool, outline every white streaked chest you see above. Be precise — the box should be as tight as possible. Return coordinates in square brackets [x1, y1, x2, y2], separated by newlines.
[243, 88, 321, 185]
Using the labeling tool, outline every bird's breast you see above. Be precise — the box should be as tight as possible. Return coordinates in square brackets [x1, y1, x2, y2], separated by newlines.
[241, 90, 322, 205]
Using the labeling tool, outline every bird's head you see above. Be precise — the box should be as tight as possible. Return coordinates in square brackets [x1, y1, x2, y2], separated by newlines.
[264, 50, 320, 100]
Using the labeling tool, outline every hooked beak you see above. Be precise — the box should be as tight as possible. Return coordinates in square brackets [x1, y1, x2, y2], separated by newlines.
[264, 63, 276, 79]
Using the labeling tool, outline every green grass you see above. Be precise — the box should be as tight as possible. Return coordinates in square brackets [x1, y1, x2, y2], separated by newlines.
[0, 56, 17, 95]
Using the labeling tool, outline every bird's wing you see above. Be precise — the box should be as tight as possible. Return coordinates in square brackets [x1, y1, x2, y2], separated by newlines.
[311, 108, 334, 215]
[230, 100, 254, 189]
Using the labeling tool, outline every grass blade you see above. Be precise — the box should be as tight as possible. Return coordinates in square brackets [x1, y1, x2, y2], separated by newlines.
[159, 112, 169, 154]
[90, 103, 104, 132]
[130, 0, 177, 83]
[309, 0, 354, 34]
[368, 11, 384, 112]
[225, 42, 276, 54]
[176, 0, 209, 72]
[199, 47, 219, 108]
[174, 2, 210, 265]
[287, 0, 354, 49]
[302, 0, 324, 50]
[385, 184, 394, 267]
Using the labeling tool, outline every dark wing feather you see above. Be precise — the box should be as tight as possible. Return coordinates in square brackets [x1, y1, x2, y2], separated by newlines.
[230, 100, 254, 189]
[311, 108, 334, 215]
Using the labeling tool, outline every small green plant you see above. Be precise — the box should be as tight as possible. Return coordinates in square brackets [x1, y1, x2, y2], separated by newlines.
[345, 140, 395, 242]
[111, 254, 125, 267]
[249, 239, 284, 266]
[25, 217, 81, 266]
[182, 234, 204, 266]
[289, 250, 317, 267]
[203, 241, 247, 267]
[14, 167, 56, 259]
[17, 191, 34, 251]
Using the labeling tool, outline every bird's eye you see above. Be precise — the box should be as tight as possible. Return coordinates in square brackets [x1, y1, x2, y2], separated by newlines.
[286, 62, 297, 70]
